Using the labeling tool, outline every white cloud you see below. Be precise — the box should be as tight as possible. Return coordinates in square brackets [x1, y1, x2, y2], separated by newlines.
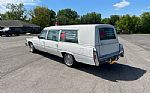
[113, 0, 130, 10]
[148, 6, 150, 9]
[0, 0, 40, 13]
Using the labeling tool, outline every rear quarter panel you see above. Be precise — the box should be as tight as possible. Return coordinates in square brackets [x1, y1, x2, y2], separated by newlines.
[58, 42, 95, 65]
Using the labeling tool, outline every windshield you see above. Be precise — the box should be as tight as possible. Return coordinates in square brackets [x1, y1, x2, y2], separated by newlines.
[3, 27, 10, 31]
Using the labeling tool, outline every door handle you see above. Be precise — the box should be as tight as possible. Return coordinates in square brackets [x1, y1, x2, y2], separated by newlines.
[56, 44, 58, 47]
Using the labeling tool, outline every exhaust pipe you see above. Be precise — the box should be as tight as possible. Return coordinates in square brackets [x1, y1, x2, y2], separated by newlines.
[109, 61, 117, 64]
[107, 58, 117, 64]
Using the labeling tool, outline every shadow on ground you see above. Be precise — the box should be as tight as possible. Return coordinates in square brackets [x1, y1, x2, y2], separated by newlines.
[36, 51, 146, 82]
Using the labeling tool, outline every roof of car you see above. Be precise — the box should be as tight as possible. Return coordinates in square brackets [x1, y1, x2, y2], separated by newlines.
[44, 24, 114, 30]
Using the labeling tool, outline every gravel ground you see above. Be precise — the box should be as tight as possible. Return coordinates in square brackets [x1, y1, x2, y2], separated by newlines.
[119, 34, 150, 52]
[0, 35, 150, 93]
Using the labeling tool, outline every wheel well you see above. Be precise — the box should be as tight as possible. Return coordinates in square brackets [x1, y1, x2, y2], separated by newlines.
[61, 52, 76, 61]
[61, 52, 66, 57]
[28, 41, 32, 46]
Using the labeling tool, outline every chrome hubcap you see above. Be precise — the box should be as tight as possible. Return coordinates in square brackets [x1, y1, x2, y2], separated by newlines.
[30, 45, 33, 52]
[65, 54, 73, 66]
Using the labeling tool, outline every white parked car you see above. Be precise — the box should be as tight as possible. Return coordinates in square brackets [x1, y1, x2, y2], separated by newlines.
[25, 24, 124, 67]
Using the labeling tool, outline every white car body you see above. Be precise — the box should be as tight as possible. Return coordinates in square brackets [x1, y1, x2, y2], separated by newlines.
[26, 24, 124, 66]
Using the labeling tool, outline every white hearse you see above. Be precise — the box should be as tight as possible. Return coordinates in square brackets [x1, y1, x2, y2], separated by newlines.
[26, 24, 124, 67]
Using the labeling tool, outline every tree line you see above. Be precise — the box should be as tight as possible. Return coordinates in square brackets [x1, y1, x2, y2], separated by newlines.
[0, 3, 150, 34]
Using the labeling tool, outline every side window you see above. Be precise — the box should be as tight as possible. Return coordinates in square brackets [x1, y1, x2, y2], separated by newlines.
[47, 30, 60, 41]
[60, 30, 78, 43]
[39, 30, 47, 39]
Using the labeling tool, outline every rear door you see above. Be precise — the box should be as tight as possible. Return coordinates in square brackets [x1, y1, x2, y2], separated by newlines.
[97, 27, 119, 57]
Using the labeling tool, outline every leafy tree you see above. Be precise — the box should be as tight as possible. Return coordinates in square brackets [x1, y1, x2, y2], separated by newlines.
[102, 18, 110, 24]
[102, 15, 119, 26]
[116, 15, 133, 33]
[31, 6, 56, 28]
[80, 12, 101, 24]
[115, 15, 141, 34]
[0, 12, 6, 20]
[57, 9, 79, 25]
[109, 15, 120, 26]
[3, 3, 27, 20]
[131, 15, 140, 33]
[140, 12, 150, 33]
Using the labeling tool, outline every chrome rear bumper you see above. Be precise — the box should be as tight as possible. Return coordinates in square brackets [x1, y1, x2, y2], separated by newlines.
[98, 50, 124, 65]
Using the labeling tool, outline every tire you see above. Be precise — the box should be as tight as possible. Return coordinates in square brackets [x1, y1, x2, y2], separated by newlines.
[29, 43, 36, 53]
[9, 34, 12, 37]
[6, 34, 9, 37]
[63, 53, 76, 67]
[5, 32, 9, 37]
[16, 34, 20, 36]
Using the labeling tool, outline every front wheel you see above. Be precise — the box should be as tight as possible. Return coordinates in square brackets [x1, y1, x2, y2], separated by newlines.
[64, 54, 76, 67]
[29, 43, 36, 53]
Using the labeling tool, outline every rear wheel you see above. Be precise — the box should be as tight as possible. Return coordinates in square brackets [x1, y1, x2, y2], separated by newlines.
[9, 34, 12, 36]
[5, 34, 9, 37]
[64, 53, 76, 67]
[16, 33, 20, 36]
[5, 31, 9, 37]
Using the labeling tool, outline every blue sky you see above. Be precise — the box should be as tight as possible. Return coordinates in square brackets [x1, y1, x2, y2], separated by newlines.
[0, 0, 150, 18]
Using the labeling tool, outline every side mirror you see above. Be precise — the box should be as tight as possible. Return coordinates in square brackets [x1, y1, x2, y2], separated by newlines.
[38, 35, 40, 39]
[37, 35, 44, 39]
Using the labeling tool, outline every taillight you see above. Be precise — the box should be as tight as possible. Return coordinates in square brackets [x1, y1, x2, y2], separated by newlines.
[93, 51, 97, 62]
